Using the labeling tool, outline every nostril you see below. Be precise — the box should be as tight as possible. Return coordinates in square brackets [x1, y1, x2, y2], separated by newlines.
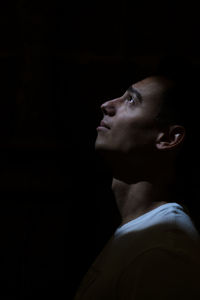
[101, 101, 116, 116]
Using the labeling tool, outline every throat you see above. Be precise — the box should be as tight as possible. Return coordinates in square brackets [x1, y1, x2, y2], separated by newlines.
[112, 178, 171, 227]
[119, 200, 168, 227]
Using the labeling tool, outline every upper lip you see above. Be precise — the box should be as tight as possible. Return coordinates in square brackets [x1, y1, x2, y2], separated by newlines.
[100, 120, 110, 129]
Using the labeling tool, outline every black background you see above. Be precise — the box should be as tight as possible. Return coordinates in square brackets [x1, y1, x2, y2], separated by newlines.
[1, 1, 200, 299]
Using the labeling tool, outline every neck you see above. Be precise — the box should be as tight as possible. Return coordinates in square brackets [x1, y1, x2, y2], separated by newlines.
[112, 175, 175, 227]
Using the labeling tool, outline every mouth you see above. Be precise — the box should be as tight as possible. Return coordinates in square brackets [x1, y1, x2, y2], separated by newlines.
[96, 120, 110, 131]
[100, 120, 110, 129]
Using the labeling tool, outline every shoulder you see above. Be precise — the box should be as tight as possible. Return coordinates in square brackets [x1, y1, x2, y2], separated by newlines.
[116, 246, 200, 300]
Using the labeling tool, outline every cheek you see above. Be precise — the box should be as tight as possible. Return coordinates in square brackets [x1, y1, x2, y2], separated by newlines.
[111, 116, 157, 153]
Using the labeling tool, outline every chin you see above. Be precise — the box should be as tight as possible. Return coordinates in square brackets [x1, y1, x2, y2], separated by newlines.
[95, 139, 110, 151]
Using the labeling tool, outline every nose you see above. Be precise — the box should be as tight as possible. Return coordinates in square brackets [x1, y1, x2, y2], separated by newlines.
[100, 99, 116, 116]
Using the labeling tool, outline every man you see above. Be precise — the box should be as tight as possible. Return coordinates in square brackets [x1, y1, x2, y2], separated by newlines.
[74, 57, 200, 300]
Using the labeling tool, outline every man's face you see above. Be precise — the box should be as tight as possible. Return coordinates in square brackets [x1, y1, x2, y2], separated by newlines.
[95, 76, 170, 164]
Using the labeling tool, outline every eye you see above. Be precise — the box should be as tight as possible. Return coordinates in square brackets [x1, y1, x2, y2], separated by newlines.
[126, 94, 137, 104]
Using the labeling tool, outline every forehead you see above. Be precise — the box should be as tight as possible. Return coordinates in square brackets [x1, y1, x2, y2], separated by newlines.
[132, 76, 171, 104]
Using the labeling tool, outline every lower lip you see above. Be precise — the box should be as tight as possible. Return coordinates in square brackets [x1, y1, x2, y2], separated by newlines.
[97, 126, 110, 131]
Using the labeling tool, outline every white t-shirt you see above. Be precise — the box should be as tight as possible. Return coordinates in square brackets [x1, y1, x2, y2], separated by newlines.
[74, 203, 200, 300]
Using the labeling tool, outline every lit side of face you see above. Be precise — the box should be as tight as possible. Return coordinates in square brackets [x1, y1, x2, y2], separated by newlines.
[95, 76, 168, 159]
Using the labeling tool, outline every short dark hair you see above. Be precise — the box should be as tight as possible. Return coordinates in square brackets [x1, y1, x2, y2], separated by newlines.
[153, 56, 199, 128]
[151, 55, 200, 229]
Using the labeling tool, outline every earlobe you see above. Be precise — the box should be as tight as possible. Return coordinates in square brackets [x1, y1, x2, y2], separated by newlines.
[156, 125, 185, 150]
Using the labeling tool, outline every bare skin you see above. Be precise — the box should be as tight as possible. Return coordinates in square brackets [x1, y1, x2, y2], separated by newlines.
[112, 179, 170, 227]
[95, 76, 185, 226]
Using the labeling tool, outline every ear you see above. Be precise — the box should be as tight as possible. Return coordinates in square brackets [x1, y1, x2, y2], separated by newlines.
[156, 125, 186, 151]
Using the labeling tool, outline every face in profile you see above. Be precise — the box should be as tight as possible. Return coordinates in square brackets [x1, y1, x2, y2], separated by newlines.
[95, 76, 175, 182]
[96, 76, 170, 155]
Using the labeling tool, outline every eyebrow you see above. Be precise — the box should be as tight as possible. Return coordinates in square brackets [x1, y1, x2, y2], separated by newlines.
[127, 86, 143, 102]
